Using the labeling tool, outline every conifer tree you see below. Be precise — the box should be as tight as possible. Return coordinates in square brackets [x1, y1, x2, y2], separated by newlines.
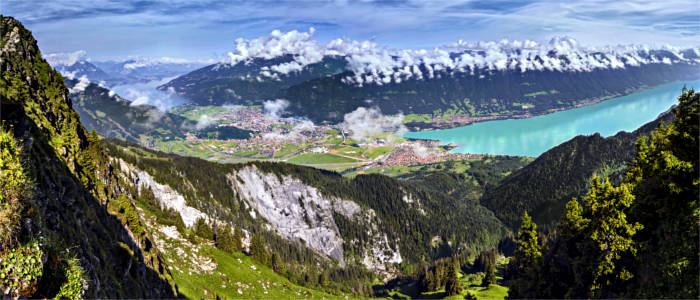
[444, 265, 461, 296]
[625, 88, 698, 298]
[506, 212, 541, 298]
[216, 225, 237, 253]
[250, 233, 270, 266]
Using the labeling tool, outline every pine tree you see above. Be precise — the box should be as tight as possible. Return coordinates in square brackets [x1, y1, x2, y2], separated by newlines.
[216, 225, 238, 253]
[250, 233, 270, 266]
[625, 88, 699, 298]
[194, 217, 214, 240]
[506, 212, 541, 298]
[271, 252, 284, 274]
[444, 265, 461, 296]
[233, 226, 243, 252]
[482, 261, 496, 287]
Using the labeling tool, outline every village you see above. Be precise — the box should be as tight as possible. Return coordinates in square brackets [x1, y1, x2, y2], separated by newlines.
[169, 105, 484, 171]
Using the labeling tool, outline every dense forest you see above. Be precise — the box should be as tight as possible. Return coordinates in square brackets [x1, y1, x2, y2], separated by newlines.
[507, 89, 698, 298]
[481, 110, 674, 230]
[104, 139, 510, 266]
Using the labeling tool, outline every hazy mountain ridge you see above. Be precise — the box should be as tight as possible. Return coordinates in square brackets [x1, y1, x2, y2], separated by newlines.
[64, 79, 253, 143]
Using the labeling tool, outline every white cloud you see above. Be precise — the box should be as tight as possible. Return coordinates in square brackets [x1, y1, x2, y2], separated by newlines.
[111, 77, 188, 110]
[45, 50, 86, 66]
[68, 75, 90, 94]
[341, 106, 406, 141]
[262, 99, 290, 119]
[411, 143, 431, 158]
[121, 56, 217, 69]
[220, 29, 700, 87]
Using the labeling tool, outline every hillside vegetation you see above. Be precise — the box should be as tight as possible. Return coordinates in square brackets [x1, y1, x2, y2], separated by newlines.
[67, 79, 252, 143]
[480, 110, 674, 230]
[507, 88, 698, 298]
[1, 15, 176, 297]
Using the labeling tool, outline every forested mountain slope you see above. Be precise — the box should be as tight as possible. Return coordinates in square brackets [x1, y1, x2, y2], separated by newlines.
[507, 89, 698, 299]
[158, 55, 348, 106]
[160, 31, 699, 123]
[481, 109, 675, 230]
[105, 138, 509, 268]
[0, 15, 176, 297]
[65, 79, 253, 143]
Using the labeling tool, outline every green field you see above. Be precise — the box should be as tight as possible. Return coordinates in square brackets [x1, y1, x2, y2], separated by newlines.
[286, 153, 359, 164]
[364, 146, 394, 159]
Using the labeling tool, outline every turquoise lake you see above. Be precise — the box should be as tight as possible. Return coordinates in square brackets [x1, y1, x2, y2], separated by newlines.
[404, 80, 700, 157]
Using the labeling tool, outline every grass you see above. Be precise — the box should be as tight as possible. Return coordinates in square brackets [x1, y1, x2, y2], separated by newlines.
[173, 245, 339, 299]
[364, 146, 394, 159]
[135, 202, 345, 299]
[286, 153, 358, 164]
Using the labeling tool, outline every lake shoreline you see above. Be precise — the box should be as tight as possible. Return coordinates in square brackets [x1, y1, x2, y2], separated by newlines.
[403, 82, 675, 132]
[403, 79, 699, 157]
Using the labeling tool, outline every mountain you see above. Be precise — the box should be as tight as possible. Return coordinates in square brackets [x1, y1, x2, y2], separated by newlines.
[93, 58, 211, 84]
[480, 109, 674, 230]
[0, 15, 514, 297]
[45, 51, 212, 86]
[281, 62, 696, 123]
[104, 138, 510, 270]
[65, 78, 253, 143]
[0, 15, 176, 297]
[158, 55, 347, 105]
[52, 60, 113, 82]
[159, 31, 700, 123]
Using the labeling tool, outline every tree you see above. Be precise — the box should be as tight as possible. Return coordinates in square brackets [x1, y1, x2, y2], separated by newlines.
[482, 261, 496, 287]
[193, 217, 214, 240]
[271, 252, 284, 274]
[444, 265, 461, 296]
[318, 272, 327, 287]
[216, 225, 240, 253]
[250, 233, 270, 266]
[507, 212, 541, 298]
[625, 88, 699, 298]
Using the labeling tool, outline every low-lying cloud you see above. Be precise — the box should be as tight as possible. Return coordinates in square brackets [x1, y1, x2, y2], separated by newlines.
[341, 106, 406, 141]
[262, 99, 290, 119]
[68, 75, 90, 94]
[221, 28, 700, 87]
[111, 77, 188, 111]
[44, 50, 87, 66]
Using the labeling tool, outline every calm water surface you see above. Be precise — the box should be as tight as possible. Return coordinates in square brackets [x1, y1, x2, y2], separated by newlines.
[404, 80, 700, 157]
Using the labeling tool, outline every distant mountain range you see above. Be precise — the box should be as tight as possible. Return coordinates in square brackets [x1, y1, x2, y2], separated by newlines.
[45, 51, 212, 86]
[157, 30, 700, 123]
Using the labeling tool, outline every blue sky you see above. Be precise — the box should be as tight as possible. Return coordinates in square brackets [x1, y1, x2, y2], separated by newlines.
[4, 0, 699, 61]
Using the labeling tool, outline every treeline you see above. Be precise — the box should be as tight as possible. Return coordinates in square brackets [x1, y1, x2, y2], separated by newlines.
[250, 161, 508, 263]
[507, 89, 698, 298]
[103, 138, 511, 293]
[481, 107, 674, 230]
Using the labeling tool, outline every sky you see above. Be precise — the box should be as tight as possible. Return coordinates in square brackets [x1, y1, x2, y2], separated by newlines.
[3, 0, 699, 61]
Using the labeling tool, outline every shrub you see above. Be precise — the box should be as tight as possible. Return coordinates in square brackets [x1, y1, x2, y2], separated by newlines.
[0, 126, 30, 250]
[54, 256, 87, 300]
[0, 240, 44, 297]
